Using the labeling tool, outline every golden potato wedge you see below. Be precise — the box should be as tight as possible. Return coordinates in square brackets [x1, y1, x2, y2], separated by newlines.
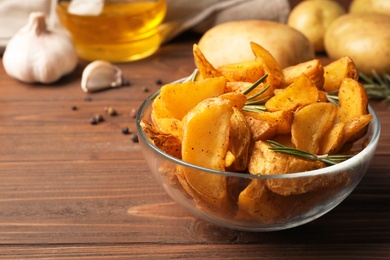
[219, 92, 247, 110]
[218, 60, 265, 83]
[282, 59, 325, 89]
[236, 177, 348, 223]
[245, 116, 278, 141]
[227, 108, 251, 171]
[272, 134, 294, 148]
[247, 141, 349, 196]
[323, 56, 358, 93]
[341, 114, 373, 145]
[265, 73, 319, 112]
[274, 88, 328, 102]
[160, 76, 226, 120]
[250, 42, 284, 89]
[319, 122, 345, 155]
[244, 42, 284, 101]
[248, 140, 326, 176]
[193, 44, 222, 79]
[151, 94, 183, 138]
[243, 110, 294, 135]
[225, 81, 252, 93]
[336, 78, 369, 124]
[235, 179, 297, 223]
[292, 102, 338, 154]
[140, 120, 182, 159]
[180, 97, 233, 211]
[266, 172, 350, 196]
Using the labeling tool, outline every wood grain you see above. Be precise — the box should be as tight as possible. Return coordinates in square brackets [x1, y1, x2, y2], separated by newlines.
[1, 2, 390, 258]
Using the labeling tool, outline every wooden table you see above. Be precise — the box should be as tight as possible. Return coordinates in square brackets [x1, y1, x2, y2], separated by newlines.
[1, 27, 389, 260]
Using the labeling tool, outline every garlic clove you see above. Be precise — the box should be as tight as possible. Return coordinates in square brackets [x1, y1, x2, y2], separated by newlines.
[81, 60, 123, 93]
[2, 12, 78, 84]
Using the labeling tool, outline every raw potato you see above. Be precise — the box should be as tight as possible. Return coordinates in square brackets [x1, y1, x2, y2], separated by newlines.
[198, 20, 315, 69]
[325, 13, 390, 76]
[287, 0, 346, 52]
[349, 0, 390, 16]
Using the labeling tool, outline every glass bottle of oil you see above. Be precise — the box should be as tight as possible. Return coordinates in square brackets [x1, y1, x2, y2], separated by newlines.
[56, 0, 167, 62]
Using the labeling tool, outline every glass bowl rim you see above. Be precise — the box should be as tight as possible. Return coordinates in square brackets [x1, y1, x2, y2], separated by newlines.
[136, 79, 381, 180]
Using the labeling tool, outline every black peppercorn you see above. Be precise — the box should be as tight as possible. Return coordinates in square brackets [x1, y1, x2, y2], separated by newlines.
[131, 134, 139, 143]
[122, 127, 130, 135]
[107, 107, 117, 116]
[155, 78, 163, 85]
[94, 114, 104, 122]
[89, 117, 98, 125]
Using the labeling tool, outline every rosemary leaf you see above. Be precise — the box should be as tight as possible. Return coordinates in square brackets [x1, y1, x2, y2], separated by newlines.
[245, 98, 268, 106]
[242, 74, 268, 95]
[183, 69, 199, 82]
[242, 105, 266, 113]
[246, 85, 270, 101]
[326, 93, 339, 106]
[267, 140, 353, 166]
[268, 140, 318, 161]
[359, 70, 390, 102]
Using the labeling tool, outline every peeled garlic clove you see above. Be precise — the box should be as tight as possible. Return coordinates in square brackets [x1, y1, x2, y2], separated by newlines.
[81, 60, 123, 92]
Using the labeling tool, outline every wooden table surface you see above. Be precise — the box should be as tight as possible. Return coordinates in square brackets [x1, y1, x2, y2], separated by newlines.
[1, 7, 390, 260]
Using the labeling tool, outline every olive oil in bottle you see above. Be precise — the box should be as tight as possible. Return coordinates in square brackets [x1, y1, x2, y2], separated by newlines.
[56, 0, 167, 62]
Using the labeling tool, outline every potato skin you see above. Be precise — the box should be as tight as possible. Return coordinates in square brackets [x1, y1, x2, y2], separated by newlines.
[349, 0, 390, 16]
[287, 0, 346, 52]
[198, 20, 315, 69]
[324, 13, 390, 76]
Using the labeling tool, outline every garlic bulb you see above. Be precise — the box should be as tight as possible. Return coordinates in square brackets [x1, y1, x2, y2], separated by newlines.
[81, 60, 123, 93]
[2, 12, 78, 84]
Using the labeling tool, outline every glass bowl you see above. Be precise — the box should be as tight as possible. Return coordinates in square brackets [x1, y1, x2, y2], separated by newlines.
[136, 89, 381, 232]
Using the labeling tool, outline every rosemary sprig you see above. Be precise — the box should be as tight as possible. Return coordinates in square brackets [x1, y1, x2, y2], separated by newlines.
[242, 74, 268, 95]
[267, 140, 354, 166]
[359, 70, 390, 103]
[326, 90, 339, 106]
[242, 74, 269, 112]
[183, 69, 199, 82]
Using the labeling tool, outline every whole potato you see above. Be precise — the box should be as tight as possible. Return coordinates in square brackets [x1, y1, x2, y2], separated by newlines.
[197, 20, 315, 69]
[287, 0, 346, 53]
[324, 13, 390, 76]
[350, 0, 390, 16]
